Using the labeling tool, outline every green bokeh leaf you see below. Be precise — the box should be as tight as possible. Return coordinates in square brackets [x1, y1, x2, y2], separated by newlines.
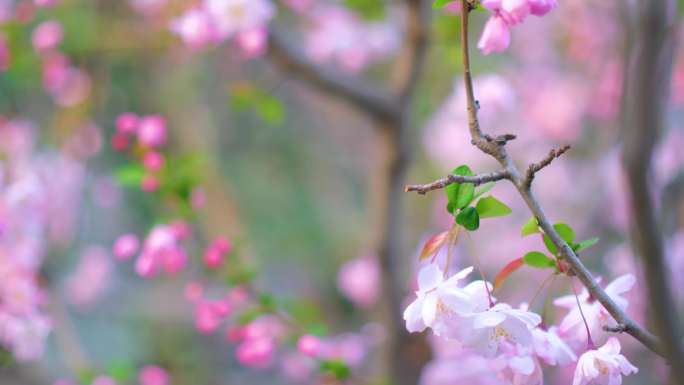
[320, 359, 351, 380]
[456, 206, 479, 231]
[522, 251, 555, 268]
[521, 217, 539, 236]
[575, 237, 599, 252]
[114, 164, 146, 186]
[475, 196, 512, 218]
[433, 0, 453, 9]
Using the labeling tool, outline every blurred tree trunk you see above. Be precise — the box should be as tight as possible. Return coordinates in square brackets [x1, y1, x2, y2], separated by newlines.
[621, 0, 684, 382]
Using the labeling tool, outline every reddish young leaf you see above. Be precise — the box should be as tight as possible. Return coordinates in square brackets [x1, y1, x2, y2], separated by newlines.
[419, 231, 449, 261]
[493, 257, 524, 291]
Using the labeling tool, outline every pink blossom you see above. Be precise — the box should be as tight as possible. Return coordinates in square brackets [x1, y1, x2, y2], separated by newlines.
[528, 0, 556, 16]
[336, 255, 380, 308]
[184, 281, 204, 302]
[32, 20, 63, 53]
[532, 326, 577, 366]
[141, 175, 160, 192]
[138, 365, 170, 385]
[478, 15, 511, 55]
[572, 337, 637, 385]
[195, 298, 231, 333]
[554, 275, 636, 344]
[35, 0, 59, 6]
[203, 0, 275, 41]
[501, 0, 530, 25]
[111, 134, 130, 151]
[137, 115, 167, 148]
[297, 334, 320, 357]
[116, 112, 139, 135]
[203, 236, 231, 268]
[134, 224, 187, 278]
[143, 151, 165, 172]
[64, 246, 112, 306]
[170, 8, 215, 49]
[236, 337, 275, 368]
[235, 27, 268, 58]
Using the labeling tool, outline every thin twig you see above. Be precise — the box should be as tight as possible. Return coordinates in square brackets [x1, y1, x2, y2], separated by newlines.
[405, 169, 509, 194]
[523, 145, 571, 188]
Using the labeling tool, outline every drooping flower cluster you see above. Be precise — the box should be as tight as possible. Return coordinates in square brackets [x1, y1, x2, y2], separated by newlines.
[170, 0, 276, 56]
[405, 262, 639, 385]
[478, 0, 557, 54]
[113, 221, 190, 278]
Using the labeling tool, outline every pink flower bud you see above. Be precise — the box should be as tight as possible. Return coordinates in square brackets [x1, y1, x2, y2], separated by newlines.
[170, 220, 191, 240]
[116, 112, 139, 134]
[297, 335, 320, 357]
[212, 236, 231, 253]
[141, 175, 160, 192]
[111, 133, 129, 151]
[137, 115, 167, 148]
[236, 27, 268, 58]
[163, 249, 187, 274]
[135, 252, 157, 278]
[236, 337, 275, 368]
[138, 365, 169, 385]
[477, 15, 511, 55]
[203, 248, 223, 269]
[195, 301, 222, 334]
[113, 233, 139, 260]
[501, 0, 530, 25]
[32, 20, 63, 53]
[528, 0, 556, 16]
[143, 151, 165, 171]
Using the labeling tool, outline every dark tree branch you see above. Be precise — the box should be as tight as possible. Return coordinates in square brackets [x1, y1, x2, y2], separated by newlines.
[621, 0, 684, 377]
[404, 0, 666, 358]
[267, 27, 399, 122]
[523, 145, 571, 188]
[405, 170, 509, 194]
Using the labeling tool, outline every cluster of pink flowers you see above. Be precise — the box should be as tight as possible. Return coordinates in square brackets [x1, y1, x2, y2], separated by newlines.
[111, 112, 168, 192]
[302, 4, 401, 73]
[113, 221, 190, 278]
[170, 0, 275, 57]
[404, 262, 638, 385]
[32, 20, 91, 106]
[478, 0, 557, 54]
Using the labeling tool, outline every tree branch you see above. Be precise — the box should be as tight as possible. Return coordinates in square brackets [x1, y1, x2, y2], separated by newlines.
[267, 27, 399, 122]
[405, 169, 509, 194]
[404, 0, 666, 358]
[523, 145, 571, 188]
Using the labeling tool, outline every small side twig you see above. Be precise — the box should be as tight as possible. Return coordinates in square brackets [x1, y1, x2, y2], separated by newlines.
[405, 170, 509, 194]
[604, 324, 630, 333]
[523, 145, 571, 189]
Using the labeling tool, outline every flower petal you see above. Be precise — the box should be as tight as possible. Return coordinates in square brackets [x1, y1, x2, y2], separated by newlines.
[417, 264, 443, 293]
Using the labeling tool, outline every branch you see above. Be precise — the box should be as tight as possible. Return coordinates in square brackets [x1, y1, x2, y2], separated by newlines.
[404, 0, 666, 357]
[523, 145, 571, 188]
[267, 27, 399, 122]
[405, 169, 509, 194]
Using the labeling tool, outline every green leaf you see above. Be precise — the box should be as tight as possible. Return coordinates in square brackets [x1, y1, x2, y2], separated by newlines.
[474, 182, 495, 199]
[344, 0, 386, 19]
[445, 165, 474, 211]
[542, 234, 557, 255]
[230, 85, 286, 125]
[575, 237, 599, 252]
[114, 164, 146, 186]
[456, 206, 480, 231]
[432, 0, 453, 9]
[521, 217, 539, 236]
[553, 223, 576, 243]
[106, 360, 135, 382]
[475, 196, 512, 218]
[522, 251, 556, 268]
[320, 359, 351, 380]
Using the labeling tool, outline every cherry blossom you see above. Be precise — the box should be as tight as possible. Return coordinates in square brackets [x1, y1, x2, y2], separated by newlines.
[532, 326, 577, 366]
[572, 337, 637, 385]
[554, 275, 635, 344]
[337, 255, 380, 308]
[403, 264, 475, 336]
[478, 0, 557, 54]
